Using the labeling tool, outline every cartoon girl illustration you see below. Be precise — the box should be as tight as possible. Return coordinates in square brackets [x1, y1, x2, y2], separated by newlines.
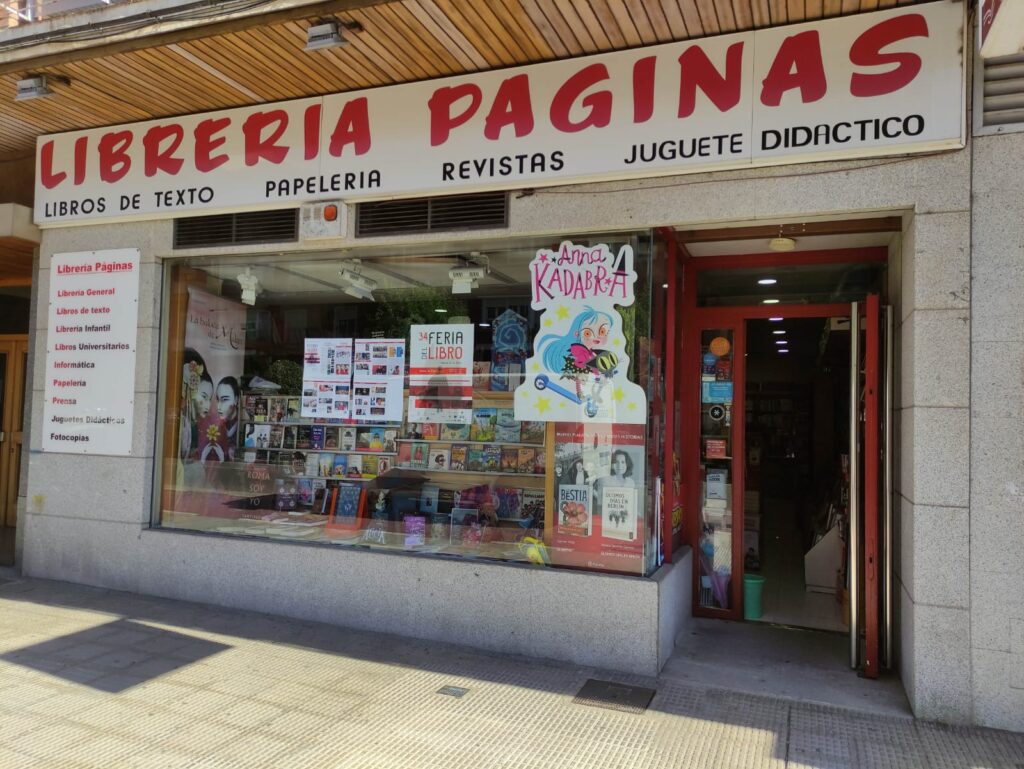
[537, 307, 618, 400]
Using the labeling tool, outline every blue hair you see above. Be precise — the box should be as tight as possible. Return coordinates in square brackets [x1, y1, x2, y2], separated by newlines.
[537, 307, 614, 373]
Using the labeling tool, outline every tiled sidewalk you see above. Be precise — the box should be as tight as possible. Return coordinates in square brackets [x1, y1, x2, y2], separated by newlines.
[0, 574, 1021, 769]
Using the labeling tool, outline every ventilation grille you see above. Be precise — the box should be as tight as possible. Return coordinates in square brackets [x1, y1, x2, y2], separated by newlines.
[982, 52, 1024, 127]
[174, 209, 299, 249]
[356, 192, 508, 237]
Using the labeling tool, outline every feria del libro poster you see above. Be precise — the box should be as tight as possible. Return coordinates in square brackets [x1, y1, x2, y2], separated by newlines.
[513, 241, 647, 424]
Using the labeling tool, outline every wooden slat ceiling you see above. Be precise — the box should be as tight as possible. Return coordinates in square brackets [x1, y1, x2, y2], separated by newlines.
[0, 237, 35, 282]
[0, 0, 928, 161]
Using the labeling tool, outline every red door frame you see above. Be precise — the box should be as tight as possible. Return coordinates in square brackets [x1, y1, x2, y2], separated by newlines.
[676, 245, 887, 620]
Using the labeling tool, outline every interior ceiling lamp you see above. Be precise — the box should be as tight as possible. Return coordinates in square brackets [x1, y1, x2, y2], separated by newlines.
[449, 253, 489, 295]
[768, 235, 797, 252]
[305, 19, 363, 51]
[237, 267, 261, 306]
[339, 260, 377, 301]
[15, 74, 67, 101]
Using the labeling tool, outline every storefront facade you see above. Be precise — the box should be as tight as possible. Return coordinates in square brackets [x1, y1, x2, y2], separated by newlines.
[12, 2, 1024, 732]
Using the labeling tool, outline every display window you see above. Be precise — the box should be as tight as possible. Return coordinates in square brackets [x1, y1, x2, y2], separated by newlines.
[156, 231, 658, 576]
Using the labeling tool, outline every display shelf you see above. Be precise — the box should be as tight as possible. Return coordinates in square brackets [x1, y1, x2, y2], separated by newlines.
[245, 446, 397, 456]
[394, 467, 545, 479]
[395, 438, 542, 448]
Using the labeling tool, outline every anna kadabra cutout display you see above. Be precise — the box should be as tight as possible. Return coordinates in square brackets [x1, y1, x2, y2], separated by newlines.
[514, 241, 647, 424]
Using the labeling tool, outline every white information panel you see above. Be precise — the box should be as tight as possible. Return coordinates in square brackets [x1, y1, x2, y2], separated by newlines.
[43, 248, 140, 455]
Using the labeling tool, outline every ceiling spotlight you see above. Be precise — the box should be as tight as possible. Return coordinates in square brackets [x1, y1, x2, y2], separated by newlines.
[773, 330, 786, 335]
[16, 75, 63, 101]
[769, 316, 784, 322]
[434, 308, 448, 314]
[450, 254, 488, 294]
[339, 260, 377, 301]
[758, 278, 777, 285]
[478, 323, 491, 328]
[762, 298, 780, 304]
[778, 348, 790, 354]
[769, 237, 797, 252]
[775, 340, 788, 345]
[305, 19, 362, 50]
[237, 267, 260, 306]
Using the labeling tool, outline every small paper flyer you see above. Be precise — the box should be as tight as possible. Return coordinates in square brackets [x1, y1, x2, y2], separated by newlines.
[351, 378, 404, 423]
[301, 338, 353, 419]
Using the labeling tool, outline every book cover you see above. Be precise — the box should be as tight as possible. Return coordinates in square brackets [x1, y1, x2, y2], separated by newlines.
[382, 429, 398, 454]
[420, 422, 441, 441]
[450, 507, 481, 545]
[243, 394, 258, 422]
[311, 479, 328, 512]
[345, 454, 363, 479]
[310, 425, 326, 450]
[501, 447, 519, 473]
[297, 478, 313, 507]
[377, 456, 391, 475]
[450, 444, 468, 471]
[409, 441, 429, 469]
[532, 450, 546, 475]
[243, 449, 257, 464]
[557, 484, 592, 536]
[255, 449, 270, 463]
[340, 427, 357, 451]
[397, 442, 413, 467]
[472, 361, 490, 391]
[517, 447, 536, 474]
[252, 424, 271, 449]
[253, 397, 268, 423]
[286, 397, 301, 422]
[268, 425, 285, 449]
[296, 425, 312, 450]
[361, 457, 378, 480]
[332, 453, 349, 478]
[402, 422, 423, 440]
[324, 427, 340, 450]
[496, 487, 523, 520]
[467, 446, 484, 472]
[521, 489, 545, 526]
[601, 487, 638, 541]
[469, 408, 497, 442]
[282, 425, 298, 449]
[482, 444, 502, 473]
[268, 397, 287, 423]
[303, 452, 319, 476]
[520, 421, 545, 445]
[357, 427, 385, 452]
[494, 409, 520, 443]
[335, 484, 362, 522]
[430, 447, 450, 471]
[403, 515, 426, 547]
[440, 422, 471, 442]
[315, 453, 331, 477]
[420, 484, 440, 515]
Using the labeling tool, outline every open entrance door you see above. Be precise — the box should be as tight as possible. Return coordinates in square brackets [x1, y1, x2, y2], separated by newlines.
[0, 335, 28, 565]
[850, 295, 894, 678]
[685, 298, 893, 677]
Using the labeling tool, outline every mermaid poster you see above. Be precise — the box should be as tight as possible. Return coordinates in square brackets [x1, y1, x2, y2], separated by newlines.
[513, 241, 647, 425]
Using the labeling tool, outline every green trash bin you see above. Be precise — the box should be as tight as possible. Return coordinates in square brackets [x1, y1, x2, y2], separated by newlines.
[743, 574, 766, 620]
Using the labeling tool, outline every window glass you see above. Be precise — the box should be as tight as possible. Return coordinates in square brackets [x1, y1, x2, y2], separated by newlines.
[158, 231, 654, 576]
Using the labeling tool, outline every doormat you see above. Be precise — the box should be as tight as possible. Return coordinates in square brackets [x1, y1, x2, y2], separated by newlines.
[572, 679, 656, 714]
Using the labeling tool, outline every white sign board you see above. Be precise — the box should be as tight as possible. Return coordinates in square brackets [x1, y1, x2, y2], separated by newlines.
[408, 324, 474, 424]
[514, 242, 647, 424]
[301, 337, 353, 419]
[33, 4, 964, 226]
[43, 249, 140, 455]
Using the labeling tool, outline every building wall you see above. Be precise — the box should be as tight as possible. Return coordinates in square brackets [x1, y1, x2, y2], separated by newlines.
[22, 145, 983, 720]
[969, 128, 1024, 732]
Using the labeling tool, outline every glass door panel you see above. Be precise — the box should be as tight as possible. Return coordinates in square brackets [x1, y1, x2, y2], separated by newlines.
[697, 328, 739, 611]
